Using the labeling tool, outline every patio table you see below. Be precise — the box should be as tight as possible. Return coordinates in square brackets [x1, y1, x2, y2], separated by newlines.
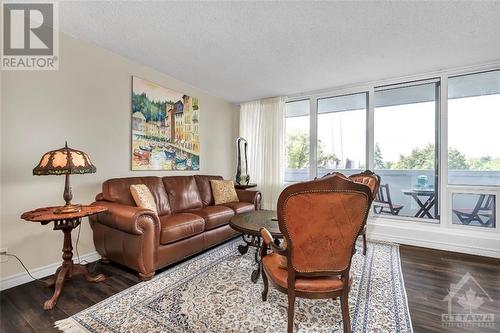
[402, 188, 436, 219]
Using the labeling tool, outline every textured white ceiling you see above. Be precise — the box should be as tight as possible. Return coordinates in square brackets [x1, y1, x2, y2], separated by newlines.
[58, 1, 500, 103]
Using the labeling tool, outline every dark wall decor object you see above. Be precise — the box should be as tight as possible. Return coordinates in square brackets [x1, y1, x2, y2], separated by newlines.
[235, 137, 250, 185]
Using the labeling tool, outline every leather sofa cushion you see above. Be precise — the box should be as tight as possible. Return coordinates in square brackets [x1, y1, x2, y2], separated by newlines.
[220, 201, 255, 214]
[102, 177, 171, 215]
[262, 253, 344, 293]
[162, 176, 203, 213]
[191, 206, 234, 230]
[194, 175, 223, 206]
[159, 213, 205, 245]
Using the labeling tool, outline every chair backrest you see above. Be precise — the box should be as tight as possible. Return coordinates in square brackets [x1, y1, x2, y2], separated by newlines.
[348, 170, 380, 200]
[475, 194, 495, 213]
[375, 184, 393, 206]
[277, 174, 372, 275]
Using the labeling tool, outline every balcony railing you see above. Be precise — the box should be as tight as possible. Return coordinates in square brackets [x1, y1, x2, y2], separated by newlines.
[285, 168, 498, 227]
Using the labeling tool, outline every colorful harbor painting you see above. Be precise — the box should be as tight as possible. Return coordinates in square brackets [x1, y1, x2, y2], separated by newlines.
[131, 76, 200, 171]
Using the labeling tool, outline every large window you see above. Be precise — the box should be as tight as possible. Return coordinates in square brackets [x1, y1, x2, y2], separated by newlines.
[447, 70, 500, 229]
[284, 66, 499, 233]
[285, 100, 310, 182]
[374, 82, 439, 221]
[317, 93, 367, 177]
[448, 70, 500, 186]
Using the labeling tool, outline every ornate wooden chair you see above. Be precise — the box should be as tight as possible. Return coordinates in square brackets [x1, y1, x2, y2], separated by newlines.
[348, 170, 380, 255]
[259, 174, 373, 333]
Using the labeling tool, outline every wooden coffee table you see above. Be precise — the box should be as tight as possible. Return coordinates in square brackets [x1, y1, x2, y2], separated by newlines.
[229, 210, 282, 283]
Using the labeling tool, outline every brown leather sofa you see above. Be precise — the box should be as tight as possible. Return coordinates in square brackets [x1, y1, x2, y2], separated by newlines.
[89, 175, 261, 280]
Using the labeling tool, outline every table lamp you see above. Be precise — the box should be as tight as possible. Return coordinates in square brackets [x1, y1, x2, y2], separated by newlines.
[33, 142, 96, 214]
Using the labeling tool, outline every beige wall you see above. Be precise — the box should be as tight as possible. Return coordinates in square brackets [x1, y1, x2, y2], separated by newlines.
[0, 33, 238, 279]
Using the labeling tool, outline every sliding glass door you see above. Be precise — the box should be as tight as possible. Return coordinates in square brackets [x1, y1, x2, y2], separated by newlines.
[374, 81, 440, 221]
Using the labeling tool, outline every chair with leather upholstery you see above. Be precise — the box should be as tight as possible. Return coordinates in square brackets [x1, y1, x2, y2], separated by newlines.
[348, 170, 380, 255]
[259, 174, 373, 333]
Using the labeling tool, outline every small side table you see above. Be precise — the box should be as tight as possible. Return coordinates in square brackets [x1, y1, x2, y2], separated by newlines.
[21, 205, 108, 310]
[234, 183, 257, 190]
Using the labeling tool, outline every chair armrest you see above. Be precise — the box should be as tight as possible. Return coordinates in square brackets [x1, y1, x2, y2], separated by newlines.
[236, 189, 262, 210]
[90, 201, 160, 236]
[259, 227, 287, 255]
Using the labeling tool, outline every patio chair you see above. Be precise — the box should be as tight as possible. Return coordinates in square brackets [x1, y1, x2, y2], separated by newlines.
[373, 184, 404, 216]
[453, 194, 495, 226]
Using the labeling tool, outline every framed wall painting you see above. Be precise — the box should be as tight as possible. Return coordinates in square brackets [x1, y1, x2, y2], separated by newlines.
[131, 76, 200, 171]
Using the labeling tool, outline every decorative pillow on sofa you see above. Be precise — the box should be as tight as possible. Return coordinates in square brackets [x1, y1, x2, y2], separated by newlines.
[130, 184, 158, 214]
[210, 180, 239, 205]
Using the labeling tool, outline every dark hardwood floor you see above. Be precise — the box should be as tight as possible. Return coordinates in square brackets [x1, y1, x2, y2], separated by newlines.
[399, 246, 499, 333]
[1, 244, 499, 333]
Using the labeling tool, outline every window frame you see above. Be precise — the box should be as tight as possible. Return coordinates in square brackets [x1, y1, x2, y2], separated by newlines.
[284, 99, 311, 183]
[316, 91, 369, 177]
[373, 79, 441, 222]
[285, 63, 500, 234]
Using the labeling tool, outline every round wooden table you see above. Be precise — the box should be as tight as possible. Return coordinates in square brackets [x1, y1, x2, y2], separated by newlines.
[21, 205, 108, 310]
[229, 210, 282, 283]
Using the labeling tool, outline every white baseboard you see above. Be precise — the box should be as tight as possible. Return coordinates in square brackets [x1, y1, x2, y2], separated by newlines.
[0, 251, 101, 291]
[367, 217, 500, 258]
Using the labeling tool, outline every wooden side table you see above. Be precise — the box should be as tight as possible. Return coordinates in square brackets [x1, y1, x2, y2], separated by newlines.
[234, 183, 257, 190]
[20, 205, 108, 310]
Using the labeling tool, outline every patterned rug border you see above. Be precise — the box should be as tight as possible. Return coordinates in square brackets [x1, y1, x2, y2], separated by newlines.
[55, 238, 413, 333]
[55, 239, 242, 332]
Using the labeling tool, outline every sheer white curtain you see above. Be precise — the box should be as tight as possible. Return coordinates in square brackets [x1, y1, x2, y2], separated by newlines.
[239, 97, 285, 210]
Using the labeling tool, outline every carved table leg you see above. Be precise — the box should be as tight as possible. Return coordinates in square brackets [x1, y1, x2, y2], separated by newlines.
[44, 266, 69, 310]
[71, 264, 106, 282]
[44, 220, 105, 310]
[238, 234, 269, 283]
[44, 266, 62, 287]
[238, 234, 254, 255]
[250, 236, 262, 283]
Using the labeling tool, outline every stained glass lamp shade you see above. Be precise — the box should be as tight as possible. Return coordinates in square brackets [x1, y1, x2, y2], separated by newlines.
[33, 142, 96, 214]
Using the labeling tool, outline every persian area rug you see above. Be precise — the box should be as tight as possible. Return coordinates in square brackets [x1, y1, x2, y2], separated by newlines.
[56, 240, 412, 333]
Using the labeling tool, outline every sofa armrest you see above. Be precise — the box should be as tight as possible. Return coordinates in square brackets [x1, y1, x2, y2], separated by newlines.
[90, 201, 160, 236]
[236, 190, 262, 210]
